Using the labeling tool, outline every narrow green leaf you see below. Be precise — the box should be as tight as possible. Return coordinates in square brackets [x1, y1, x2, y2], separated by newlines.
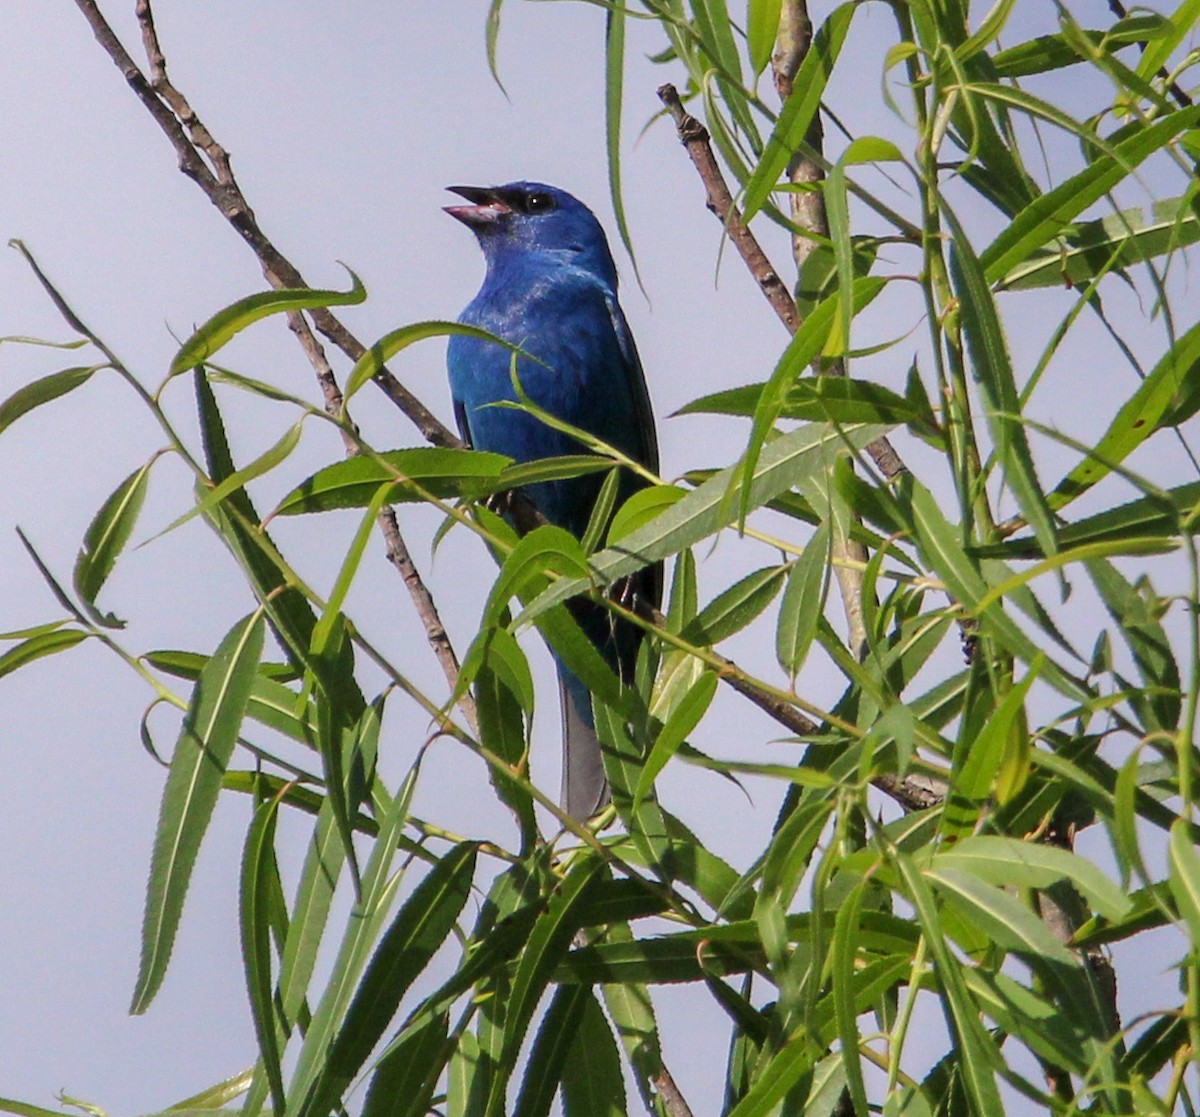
[240, 791, 287, 1114]
[724, 1034, 819, 1117]
[604, 4, 642, 290]
[600, 931, 665, 1114]
[512, 985, 590, 1117]
[990, 25, 1142, 77]
[170, 272, 366, 374]
[736, 277, 887, 527]
[893, 854, 1005, 1117]
[776, 521, 829, 678]
[0, 627, 89, 681]
[934, 835, 1131, 921]
[1052, 319, 1200, 507]
[945, 203, 1057, 561]
[298, 842, 479, 1117]
[157, 419, 304, 541]
[361, 1011, 450, 1117]
[517, 422, 888, 628]
[486, 856, 605, 1117]
[903, 479, 1087, 701]
[1134, 0, 1200, 85]
[1168, 818, 1200, 943]
[681, 564, 787, 645]
[742, 3, 857, 221]
[345, 321, 524, 399]
[747, 0, 784, 74]
[943, 659, 1041, 837]
[446, 1029, 487, 1117]
[998, 196, 1200, 290]
[927, 866, 1077, 965]
[485, 0, 507, 91]
[831, 878, 870, 1116]
[0, 364, 102, 435]
[560, 990, 627, 1117]
[980, 105, 1200, 283]
[132, 611, 266, 1013]
[635, 669, 718, 805]
[275, 447, 512, 515]
[73, 460, 153, 627]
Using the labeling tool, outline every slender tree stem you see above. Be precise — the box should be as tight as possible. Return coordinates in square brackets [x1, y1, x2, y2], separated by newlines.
[73, 0, 477, 734]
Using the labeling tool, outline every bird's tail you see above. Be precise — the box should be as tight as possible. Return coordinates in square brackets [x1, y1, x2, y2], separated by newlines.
[557, 665, 610, 821]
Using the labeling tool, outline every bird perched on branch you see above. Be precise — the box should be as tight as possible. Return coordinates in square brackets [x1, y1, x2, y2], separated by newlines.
[445, 181, 660, 820]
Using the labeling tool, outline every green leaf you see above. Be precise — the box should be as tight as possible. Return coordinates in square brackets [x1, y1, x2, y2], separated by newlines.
[934, 835, 1131, 921]
[742, 3, 857, 221]
[736, 277, 887, 527]
[943, 659, 1040, 836]
[945, 202, 1057, 561]
[275, 447, 513, 515]
[679, 375, 935, 433]
[0, 627, 89, 681]
[170, 272, 366, 374]
[297, 842, 478, 1117]
[1134, 0, 1200, 85]
[831, 878, 870, 1116]
[512, 985, 590, 1117]
[747, 0, 784, 75]
[603, 4, 642, 292]
[608, 484, 687, 544]
[902, 479, 1087, 701]
[73, 460, 153, 627]
[446, 1028, 488, 1117]
[560, 990, 626, 1117]
[486, 856, 604, 1117]
[682, 564, 787, 645]
[776, 521, 829, 678]
[998, 196, 1200, 290]
[345, 320, 524, 399]
[0, 364, 103, 436]
[599, 933, 665, 1114]
[158, 419, 304, 543]
[893, 853, 1005, 1117]
[239, 790, 287, 1114]
[485, 0, 506, 91]
[131, 611, 265, 1013]
[516, 421, 887, 629]
[635, 669, 718, 806]
[361, 1011, 450, 1117]
[1051, 319, 1200, 507]
[1168, 818, 1200, 943]
[927, 866, 1077, 966]
[980, 105, 1200, 283]
[989, 22, 1149, 77]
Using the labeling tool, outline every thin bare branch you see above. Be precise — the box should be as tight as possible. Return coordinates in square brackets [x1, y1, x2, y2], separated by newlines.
[72, 0, 475, 732]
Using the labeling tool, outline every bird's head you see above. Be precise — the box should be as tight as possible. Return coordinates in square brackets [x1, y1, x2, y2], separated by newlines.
[444, 181, 619, 291]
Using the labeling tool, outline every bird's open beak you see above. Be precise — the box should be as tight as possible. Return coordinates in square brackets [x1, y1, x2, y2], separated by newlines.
[444, 185, 511, 228]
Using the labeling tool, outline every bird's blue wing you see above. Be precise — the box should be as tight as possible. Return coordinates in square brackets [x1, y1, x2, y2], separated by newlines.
[605, 292, 659, 477]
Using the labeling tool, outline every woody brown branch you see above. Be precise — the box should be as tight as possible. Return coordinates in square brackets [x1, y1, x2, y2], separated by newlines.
[73, 0, 477, 735]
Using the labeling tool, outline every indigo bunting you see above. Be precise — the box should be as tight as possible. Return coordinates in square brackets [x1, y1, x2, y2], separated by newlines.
[445, 181, 659, 820]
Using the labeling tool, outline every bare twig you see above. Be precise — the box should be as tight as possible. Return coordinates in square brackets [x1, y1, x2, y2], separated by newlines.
[1106, 0, 1193, 108]
[653, 1067, 696, 1117]
[656, 83, 800, 333]
[74, 0, 475, 729]
[770, 1, 872, 657]
[655, 84, 907, 494]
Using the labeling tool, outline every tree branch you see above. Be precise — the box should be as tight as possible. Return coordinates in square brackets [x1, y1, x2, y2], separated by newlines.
[73, 0, 475, 732]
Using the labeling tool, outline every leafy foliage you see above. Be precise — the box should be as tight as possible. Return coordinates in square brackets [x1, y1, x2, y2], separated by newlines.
[5, 2, 1200, 1116]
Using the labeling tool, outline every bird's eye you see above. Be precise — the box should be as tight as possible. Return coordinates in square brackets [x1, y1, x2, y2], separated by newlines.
[524, 192, 556, 213]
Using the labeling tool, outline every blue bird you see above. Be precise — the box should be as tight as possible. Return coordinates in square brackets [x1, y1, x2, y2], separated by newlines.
[445, 181, 660, 820]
